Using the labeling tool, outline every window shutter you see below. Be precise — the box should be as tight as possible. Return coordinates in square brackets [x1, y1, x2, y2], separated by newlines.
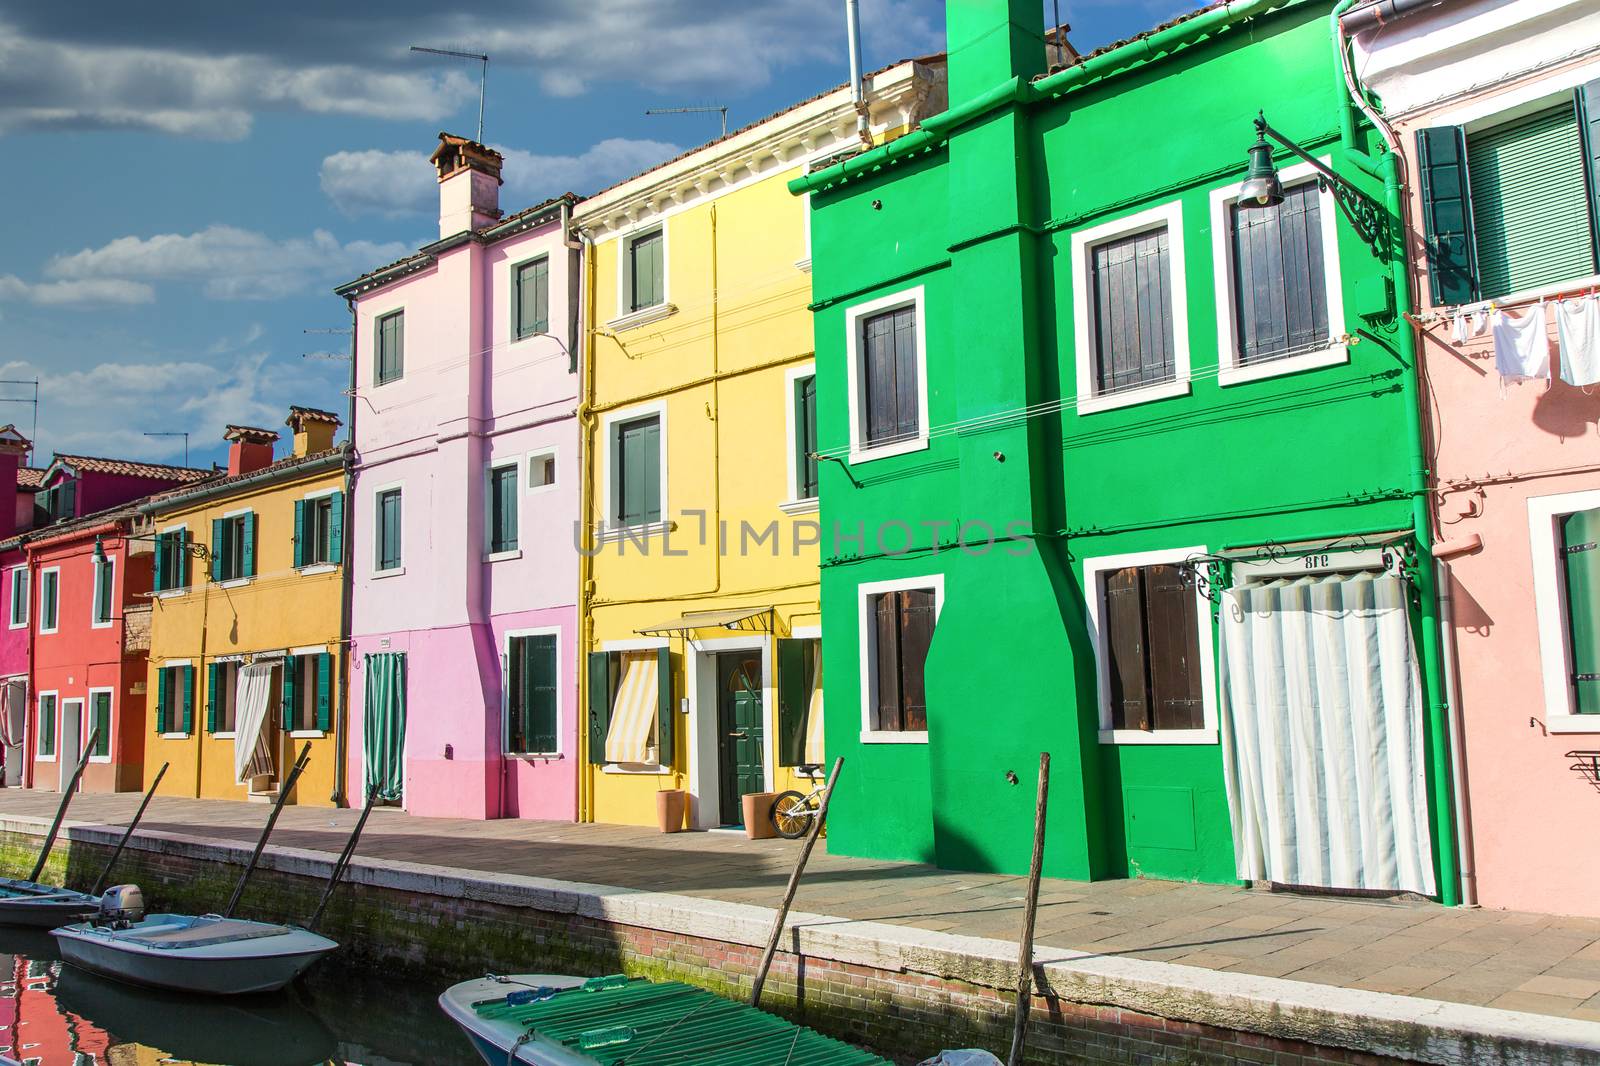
[656, 646, 674, 767]
[179, 530, 191, 588]
[1562, 507, 1600, 715]
[533, 257, 550, 335]
[587, 652, 611, 764]
[873, 592, 902, 731]
[210, 518, 225, 581]
[1230, 182, 1329, 364]
[62, 480, 76, 518]
[281, 655, 298, 730]
[153, 534, 167, 592]
[242, 512, 257, 577]
[156, 668, 171, 733]
[1142, 564, 1204, 730]
[206, 662, 220, 733]
[329, 491, 345, 563]
[316, 652, 332, 732]
[1091, 228, 1174, 393]
[503, 648, 517, 751]
[796, 376, 818, 499]
[776, 638, 807, 766]
[1582, 81, 1600, 261]
[97, 558, 112, 623]
[293, 500, 306, 568]
[527, 634, 558, 753]
[1104, 567, 1151, 731]
[899, 590, 934, 732]
[641, 420, 661, 523]
[181, 665, 195, 734]
[1416, 126, 1479, 305]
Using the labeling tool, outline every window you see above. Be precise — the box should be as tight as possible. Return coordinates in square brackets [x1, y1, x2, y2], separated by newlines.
[38, 568, 58, 633]
[488, 462, 519, 555]
[626, 228, 665, 313]
[513, 257, 549, 339]
[1418, 81, 1600, 304]
[375, 488, 403, 571]
[294, 492, 343, 568]
[612, 414, 662, 527]
[210, 513, 256, 582]
[36, 693, 55, 758]
[845, 288, 928, 462]
[794, 373, 819, 501]
[206, 661, 238, 733]
[528, 449, 557, 493]
[375, 310, 405, 385]
[89, 691, 111, 759]
[282, 652, 333, 733]
[153, 529, 190, 592]
[1229, 184, 1328, 362]
[42, 479, 76, 522]
[8, 567, 27, 628]
[1530, 492, 1600, 731]
[155, 664, 195, 735]
[858, 578, 942, 739]
[1561, 507, 1600, 716]
[92, 555, 114, 627]
[506, 632, 559, 754]
[1102, 564, 1203, 731]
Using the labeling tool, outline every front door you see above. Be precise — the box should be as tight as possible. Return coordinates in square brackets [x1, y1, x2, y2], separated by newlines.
[59, 699, 83, 792]
[716, 653, 765, 827]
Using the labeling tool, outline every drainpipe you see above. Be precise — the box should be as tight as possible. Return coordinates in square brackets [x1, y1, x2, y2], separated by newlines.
[1434, 553, 1478, 906]
[1331, 0, 1461, 906]
[577, 230, 599, 823]
[332, 296, 358, 808]
[845, 0, 869, 145]
[1340, 0, 1446, 36]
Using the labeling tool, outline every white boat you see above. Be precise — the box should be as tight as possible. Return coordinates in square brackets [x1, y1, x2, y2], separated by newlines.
[0, 877, 100, 928]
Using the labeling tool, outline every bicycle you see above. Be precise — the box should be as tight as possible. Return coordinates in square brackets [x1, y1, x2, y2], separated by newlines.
[769, 766, 826, 839]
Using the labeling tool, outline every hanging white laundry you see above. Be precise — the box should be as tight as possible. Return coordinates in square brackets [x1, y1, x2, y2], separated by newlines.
[1450, 309, 1468, 345]
[1470, 308, 1489, 337]
[1556, 295, 1600, 388]
[1492, 303, 1550, 384]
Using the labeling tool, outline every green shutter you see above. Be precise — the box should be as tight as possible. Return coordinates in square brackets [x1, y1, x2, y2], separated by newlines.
[293, 500, 307, 568]
[211, 518, 225, 581]
[316, 652, 332, 732]
[92, 693, 110, 759]
[796, 375, 818, 499]
[656, 646, 674, 768]
[96, 558, 112, 623]
[156, 668, 171, 733]
[206, 662, 220, 733]
[282, 654, 298, 729]
[242, 512, 258, 577]
[1469, 104, 1594, 300]
[1562, 507, 1600, 714]
[329, 491, 345, 563]
[587, 652, 611, 764]
[533, 257, 550, 335]
[1581, 80, 1600, 263]
[179, 530, 191, 588]
[181, 665, 195, 734]
[526, 635, 558, 753]
[153, 533, 166, 592]
[776, 638, 807, 767]
[1417, 126, 1479, 306]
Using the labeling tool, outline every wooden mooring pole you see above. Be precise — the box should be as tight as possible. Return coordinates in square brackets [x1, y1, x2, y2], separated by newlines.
[751, 756, 843, 1009]
[27, 726, 100, 884]
[1008, 752, 1050, 1066]
[91, 761, 168, 895]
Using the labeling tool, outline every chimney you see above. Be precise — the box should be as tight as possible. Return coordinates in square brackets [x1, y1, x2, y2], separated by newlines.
[0, 426, 30, 540]
[430, 132, 503, 239]
[222, 425, 278, 476]
[947, 0, 1046, 106]
[285, 406, 341, 459]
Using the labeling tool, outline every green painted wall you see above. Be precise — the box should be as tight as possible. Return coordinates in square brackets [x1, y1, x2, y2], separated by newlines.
[808, 0, 1443, 887]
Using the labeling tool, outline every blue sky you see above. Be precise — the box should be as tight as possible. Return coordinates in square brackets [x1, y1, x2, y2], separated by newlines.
[0, 0, 1200, 469]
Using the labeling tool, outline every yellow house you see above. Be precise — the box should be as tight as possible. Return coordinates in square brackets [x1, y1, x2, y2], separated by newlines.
[573, 58, 947, 829]
[140, 408, 348, 807]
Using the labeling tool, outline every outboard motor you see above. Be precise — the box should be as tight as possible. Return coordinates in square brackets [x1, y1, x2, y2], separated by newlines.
[95, 884, 145, 928]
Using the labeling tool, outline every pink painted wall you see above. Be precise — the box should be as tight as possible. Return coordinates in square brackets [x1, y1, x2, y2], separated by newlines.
[1398, 57, 1600, 917]
[345, 198, 581, 821]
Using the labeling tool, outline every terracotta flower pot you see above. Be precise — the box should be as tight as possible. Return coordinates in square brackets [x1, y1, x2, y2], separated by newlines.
[742, 792, 778, 840]
[656, 788, 687, 833]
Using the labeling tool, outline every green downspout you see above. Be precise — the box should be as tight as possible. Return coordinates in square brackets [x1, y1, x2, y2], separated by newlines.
[1330, 0, 1460, 906]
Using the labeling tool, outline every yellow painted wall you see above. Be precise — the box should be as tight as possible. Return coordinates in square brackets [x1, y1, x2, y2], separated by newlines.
[143, 461, 345, 807]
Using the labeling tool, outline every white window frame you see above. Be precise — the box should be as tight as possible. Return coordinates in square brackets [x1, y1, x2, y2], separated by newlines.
[844, 286, 930, 464]
[298, 488, 340, 574]
[510, 252, 552, 343]
[1072, 201, 1191, 414]
[610, 223, 674, 331]
[209, 658, 241, 738]
[525, 446, 560, 497]
[484, 457, 523, 561]
[371, 481, 405, 577]
[215, 506, 253, 588]
[1082, 546, 1219, 746]
[1209, 159, 1348, 387]
[781, 362, 819, 514]
[157, 659, 192, 739]
[287, 645, 329, 737]
[856, 573, 944, 745]
[90, 554, 115, 630]
[598, 401, 670, 543]
[597, 636, 671, 774]
[35, 690, 58, 761]
[86, 686, 115, 763]
[155, 523, 190, 597]
[503, 625, 563, 758]
[37, 566, 60, 635]
[7, 565, 27, 629]
[1530, 488, 1600, 733]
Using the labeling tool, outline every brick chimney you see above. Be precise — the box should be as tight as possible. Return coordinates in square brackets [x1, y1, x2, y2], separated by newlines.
[0, 426, 30, 540]
[430, 132, 503, 239]
[285, 406, 341, 458]
[222, 425, 278, 476]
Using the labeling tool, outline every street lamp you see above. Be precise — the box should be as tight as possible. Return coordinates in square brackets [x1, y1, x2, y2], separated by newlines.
[92, 532, 210, 566]
[1237, 111, 1384, 250]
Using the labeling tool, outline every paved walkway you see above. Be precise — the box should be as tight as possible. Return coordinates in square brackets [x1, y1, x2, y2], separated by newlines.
[5, 788, 1600, 1023]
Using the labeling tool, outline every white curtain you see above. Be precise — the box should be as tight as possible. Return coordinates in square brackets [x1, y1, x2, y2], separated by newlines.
[1217, 572, 1436, 895]
[233, 663, 276, 784]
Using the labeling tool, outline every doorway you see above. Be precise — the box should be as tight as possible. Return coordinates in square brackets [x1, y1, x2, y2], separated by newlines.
[58, 698, 83, 792]
[715, 653, 765, 827]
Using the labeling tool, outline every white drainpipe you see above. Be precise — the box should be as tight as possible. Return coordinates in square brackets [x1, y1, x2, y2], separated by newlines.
[845, 0, 869, 143]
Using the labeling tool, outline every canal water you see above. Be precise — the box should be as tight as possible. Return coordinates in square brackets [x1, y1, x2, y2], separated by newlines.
[0, 929, 481, 1065]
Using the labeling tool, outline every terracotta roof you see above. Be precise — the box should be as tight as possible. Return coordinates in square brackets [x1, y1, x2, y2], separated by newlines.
[223, 425, 280, 445]
[17, 468, 44, 490]
[51, 454, 216, 483]
[24, 503, 145, 548]
[286, 405, 342, 428]
[141, 445, 346, 513]
[1064, 0, 1232, 67]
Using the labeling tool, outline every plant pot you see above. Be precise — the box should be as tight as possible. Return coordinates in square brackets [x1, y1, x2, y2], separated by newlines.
[741, 792, 777, 840]
[656, 788, 687, 833]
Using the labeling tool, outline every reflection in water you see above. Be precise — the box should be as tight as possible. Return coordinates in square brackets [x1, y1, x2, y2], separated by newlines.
[0, 929, 477, 1065]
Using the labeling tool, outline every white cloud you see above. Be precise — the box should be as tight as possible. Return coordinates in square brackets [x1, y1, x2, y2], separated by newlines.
[0, 275, 154, 308]
[318, 150, 439, 218]
[43, 226, 412, 301]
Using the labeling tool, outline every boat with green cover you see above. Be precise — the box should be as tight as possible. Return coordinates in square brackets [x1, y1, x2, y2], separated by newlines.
[439, 973, 893, 1066]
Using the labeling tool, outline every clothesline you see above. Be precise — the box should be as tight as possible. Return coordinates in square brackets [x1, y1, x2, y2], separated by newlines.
[1414, 278, 1600, 326]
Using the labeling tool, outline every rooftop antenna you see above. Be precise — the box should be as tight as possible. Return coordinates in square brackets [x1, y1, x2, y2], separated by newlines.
[143, 431, 190, 468]
[646, 105, 729, 139]
[303, 352, 353, 362]
[303, 327, 352, 336]
[411, 45, 489, 141]
[0, 379, 40, 462]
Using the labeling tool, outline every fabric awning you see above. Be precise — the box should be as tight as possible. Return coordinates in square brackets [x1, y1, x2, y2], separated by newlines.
[803, 650, 825, 766]
[636, 606, 770, 635]
[605, 651, 660, 764]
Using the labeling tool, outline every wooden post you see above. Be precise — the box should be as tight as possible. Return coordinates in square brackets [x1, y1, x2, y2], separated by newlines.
[91, 761, 169, 895]
[307, 787, 379, 931]
[223, 743, 311, 918]
[750, 756, 842, 1009]
[26, 726, 100, 884]
[1008, 752, 1050, 1066]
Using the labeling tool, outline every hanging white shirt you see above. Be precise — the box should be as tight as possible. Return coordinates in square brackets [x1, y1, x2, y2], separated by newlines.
[1556, 294, 1600, 388]
[1491, 303, 1550, 384]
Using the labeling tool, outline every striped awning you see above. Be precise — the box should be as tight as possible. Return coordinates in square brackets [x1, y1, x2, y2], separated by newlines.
[605, 651, 659, 764]
[803, 651, 825, 765]
[636, 606, 770, 634]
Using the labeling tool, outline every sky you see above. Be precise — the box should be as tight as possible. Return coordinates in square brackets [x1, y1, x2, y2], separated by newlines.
[0, 0, 1202, 470]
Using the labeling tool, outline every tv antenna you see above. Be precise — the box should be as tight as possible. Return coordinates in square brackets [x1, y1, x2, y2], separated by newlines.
[646, 105, 729, 139]
[143, 432, 190, 468]
[411, 46, 490, 141]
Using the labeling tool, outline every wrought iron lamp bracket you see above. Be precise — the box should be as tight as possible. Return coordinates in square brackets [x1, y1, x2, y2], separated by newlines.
[1255, 115, 1390, 255]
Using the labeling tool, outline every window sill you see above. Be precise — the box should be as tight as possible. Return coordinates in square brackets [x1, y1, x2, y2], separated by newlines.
[1545, 714, 1600, 735]
[155, 588, 190, 600]
[601, 760, 668, 774]
[6, 622, 25, 631]
[794, 257, 812, 273]
[860, 729, 928, 745]
[216, 577, 251, 590]
[90, 621, 113, 630]
[606, 303, 677, 333]
[290, 729, 327, 739]
[88, 756, 112, 764]
[485, 549, 523, 563]
[35, 755, 55, 763]
[374, 375, 404, 389]
[507, 751, 563, 760]
[297, 563, 338, 576]
[1219, 344, 1348, 387]
[1077, 377, 1190, 415]
[849, 435, 929, 466]
[38, 628, 58, 637]
[778, 497, 819, 516]
[596, 520, 675, 545]
[213, 731, 237, 740]
[1098, 727, 1218, 746]
[371, 566, 406, 580]
[160, 732, 189, 740]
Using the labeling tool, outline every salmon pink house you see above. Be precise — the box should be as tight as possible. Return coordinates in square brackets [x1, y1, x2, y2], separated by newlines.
[336, 133, 581, 820]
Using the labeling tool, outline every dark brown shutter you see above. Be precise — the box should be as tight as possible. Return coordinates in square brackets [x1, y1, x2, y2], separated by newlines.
[1143, 564, 1204, 730]
[873, 592, 901, 731]
[899, 589, 935, 732]
[1104, 567, 1150, 730]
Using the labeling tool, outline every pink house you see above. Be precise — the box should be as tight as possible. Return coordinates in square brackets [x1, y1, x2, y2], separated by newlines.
[0, 429, 41, 787]
[1353, 0, 1600, 916]
[336, 134, 581, 820]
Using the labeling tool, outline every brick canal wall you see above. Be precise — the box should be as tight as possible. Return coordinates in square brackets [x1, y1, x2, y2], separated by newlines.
[2, 822, 1593, 1066]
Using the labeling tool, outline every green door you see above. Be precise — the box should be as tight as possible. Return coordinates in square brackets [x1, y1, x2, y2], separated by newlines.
[716, 654, 765, 826]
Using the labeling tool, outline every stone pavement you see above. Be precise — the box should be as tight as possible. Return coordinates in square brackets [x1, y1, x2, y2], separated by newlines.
[5, 787, 1600, 1023]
